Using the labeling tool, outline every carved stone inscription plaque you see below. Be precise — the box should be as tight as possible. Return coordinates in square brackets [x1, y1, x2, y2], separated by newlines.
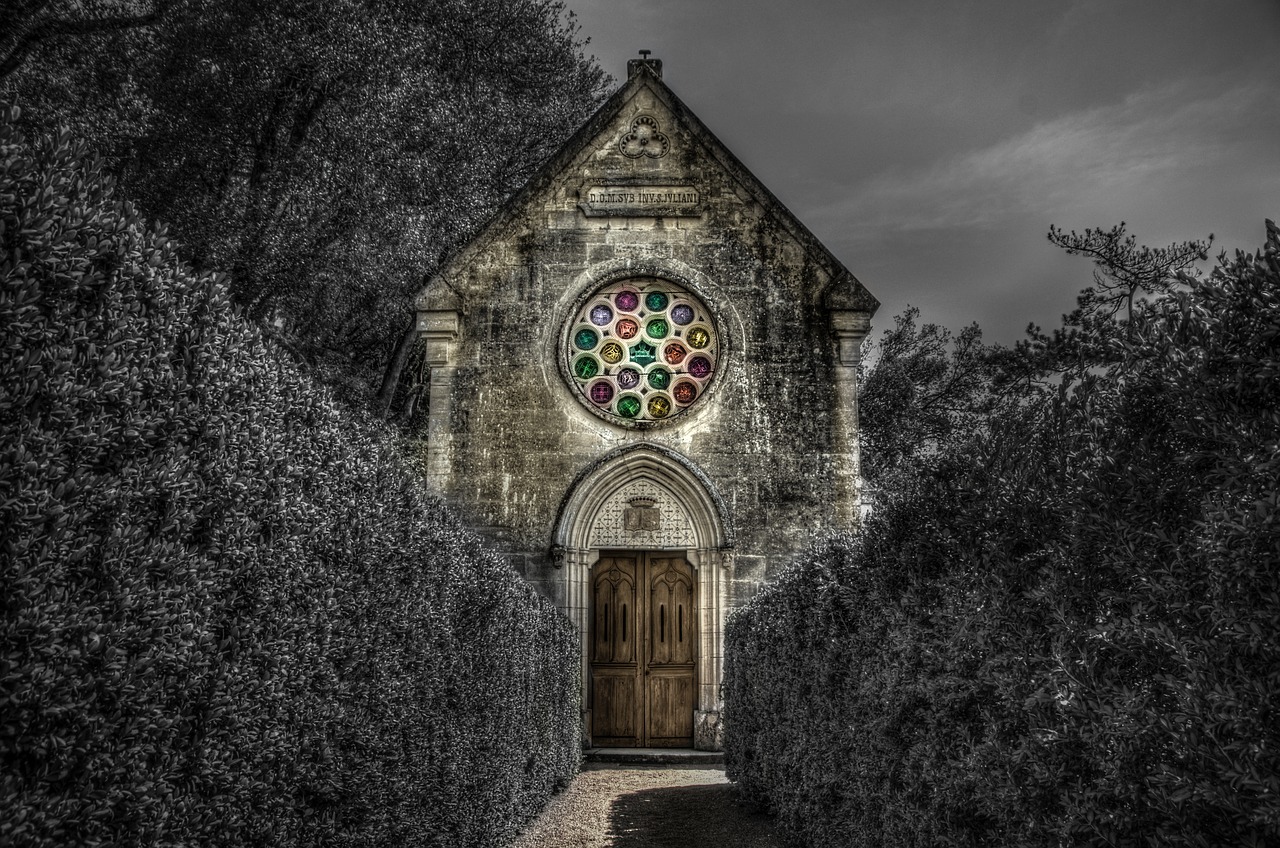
[581, 184, 702, 217]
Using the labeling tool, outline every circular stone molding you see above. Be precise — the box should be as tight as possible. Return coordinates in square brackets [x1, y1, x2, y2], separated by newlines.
[564, 277, 719, 427]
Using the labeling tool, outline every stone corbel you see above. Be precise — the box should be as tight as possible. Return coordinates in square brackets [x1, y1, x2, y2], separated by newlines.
[418, 309, 460, 366]
[830, 310, 871, 368]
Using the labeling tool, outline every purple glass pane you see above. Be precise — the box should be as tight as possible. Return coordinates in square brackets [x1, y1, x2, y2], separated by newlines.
[688, 356, 712, 378]
[615, 290, 640, 312]
[671, 304, 695, 325]
[590, 304, 613, 326]
[590, 382, 614, 405]
[617, 368, 640, 389]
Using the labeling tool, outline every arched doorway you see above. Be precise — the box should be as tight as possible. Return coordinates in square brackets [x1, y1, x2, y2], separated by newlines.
[552, 445, 732, 750]
[590, 551, 696, 747]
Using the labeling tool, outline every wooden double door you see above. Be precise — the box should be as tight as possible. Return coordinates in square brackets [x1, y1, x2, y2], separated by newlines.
[590, 552, 696, 747]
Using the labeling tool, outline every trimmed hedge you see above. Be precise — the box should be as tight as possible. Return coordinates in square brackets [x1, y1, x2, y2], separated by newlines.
[1, 108, 579, 847]
[725, 227, 1280, 847]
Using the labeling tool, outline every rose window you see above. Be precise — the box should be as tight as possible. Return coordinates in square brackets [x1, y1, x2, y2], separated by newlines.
[566, 278, 718, 425]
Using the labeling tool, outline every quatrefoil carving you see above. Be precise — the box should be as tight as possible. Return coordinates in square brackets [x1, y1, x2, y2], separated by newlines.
[619, 114, 670, 159]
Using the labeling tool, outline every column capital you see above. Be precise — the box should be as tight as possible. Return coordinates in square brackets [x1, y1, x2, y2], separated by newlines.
[831, 310, 871, 367]
[417, 309, 460, 366]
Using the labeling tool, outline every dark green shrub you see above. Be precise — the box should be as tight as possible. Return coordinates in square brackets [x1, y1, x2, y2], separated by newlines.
[725, 225, 1280, 847]
[1, 107, 578, 848]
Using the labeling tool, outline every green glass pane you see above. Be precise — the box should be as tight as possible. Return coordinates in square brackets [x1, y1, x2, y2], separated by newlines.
[646, 318, 669, 339]
[644, 291, 669, 311]
[574, 328, 599, 350]
[617, 395, 642, 418]
[629, 341, 657, 367]
[648, 368, 671, 390]
[573, 355, 599, 379]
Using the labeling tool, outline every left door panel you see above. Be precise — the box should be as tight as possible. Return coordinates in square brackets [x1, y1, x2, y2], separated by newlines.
[590, 554, 639, 745]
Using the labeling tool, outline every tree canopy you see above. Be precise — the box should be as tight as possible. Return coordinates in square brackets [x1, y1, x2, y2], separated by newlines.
[2, 0, 609, 413]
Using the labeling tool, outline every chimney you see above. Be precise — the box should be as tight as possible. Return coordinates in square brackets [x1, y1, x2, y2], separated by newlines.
[627, 50, 662, 80]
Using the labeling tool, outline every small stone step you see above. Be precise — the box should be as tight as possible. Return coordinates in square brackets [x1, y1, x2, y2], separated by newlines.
[584, 747, 725, 766]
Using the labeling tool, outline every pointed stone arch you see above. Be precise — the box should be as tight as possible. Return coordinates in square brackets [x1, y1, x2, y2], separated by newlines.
[551, 444, 732, 749]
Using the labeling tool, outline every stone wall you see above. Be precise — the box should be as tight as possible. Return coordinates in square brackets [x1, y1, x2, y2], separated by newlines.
[419, 77, 871, 591]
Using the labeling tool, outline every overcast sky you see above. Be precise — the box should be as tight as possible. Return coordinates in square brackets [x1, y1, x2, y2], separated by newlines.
[565, 0, 1280, 345]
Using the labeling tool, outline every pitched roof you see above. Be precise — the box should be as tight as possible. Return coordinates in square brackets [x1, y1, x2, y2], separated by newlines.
[418, 60, 878, 315]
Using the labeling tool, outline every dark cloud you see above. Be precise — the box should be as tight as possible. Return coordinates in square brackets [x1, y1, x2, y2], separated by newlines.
[568, 0, 1280, 343]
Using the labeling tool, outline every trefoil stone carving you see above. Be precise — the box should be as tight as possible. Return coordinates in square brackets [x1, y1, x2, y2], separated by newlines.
[619, 115, 670, 158]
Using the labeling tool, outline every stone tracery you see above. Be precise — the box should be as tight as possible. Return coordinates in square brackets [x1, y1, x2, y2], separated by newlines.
[565, 278, 719, 426]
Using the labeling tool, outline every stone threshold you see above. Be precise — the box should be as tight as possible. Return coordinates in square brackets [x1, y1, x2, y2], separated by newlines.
[584, 747, 725, 766]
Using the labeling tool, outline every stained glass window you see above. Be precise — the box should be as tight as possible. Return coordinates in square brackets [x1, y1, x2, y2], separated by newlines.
[565, 278, 719, 425]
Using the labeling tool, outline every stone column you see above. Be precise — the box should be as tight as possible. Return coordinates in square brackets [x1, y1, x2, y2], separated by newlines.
[830, 311, 871, 528]
[563, 547, 595, 747]
[691, 545, 730, 751]
[417, 309, 459, 493]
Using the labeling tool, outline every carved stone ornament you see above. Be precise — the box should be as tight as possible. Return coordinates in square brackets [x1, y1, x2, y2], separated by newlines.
[619, 114, 670, 158]
[623, 496, 661, 532]
[589, 480, 694, 549]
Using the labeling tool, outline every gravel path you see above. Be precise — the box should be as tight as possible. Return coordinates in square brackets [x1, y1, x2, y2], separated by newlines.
[510, 764, 785, 847]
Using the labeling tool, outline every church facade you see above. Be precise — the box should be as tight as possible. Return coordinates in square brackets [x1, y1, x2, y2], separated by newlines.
[413, 57, 878, 750]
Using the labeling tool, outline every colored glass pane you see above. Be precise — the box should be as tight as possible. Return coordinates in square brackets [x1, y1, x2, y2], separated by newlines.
[671, 304, 695, 325]
[574, 328, 599, 350]
[647, 396, 672, 418]
[590, 304, 613, 326]
[617, 395, 642, 418]
[629, 341, 657, 367]
[600, 341, 624, 364]
[590, 381, 614, 405]
[566, 278, 719, 424]
[645, 291, 669, 311]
